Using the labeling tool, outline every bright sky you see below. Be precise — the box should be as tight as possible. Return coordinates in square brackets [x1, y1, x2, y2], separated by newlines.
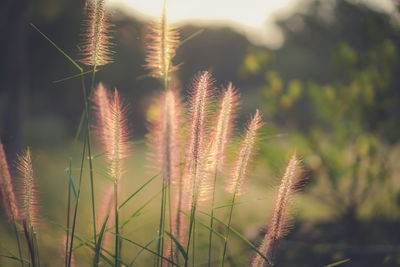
[109, 0, 397, 48]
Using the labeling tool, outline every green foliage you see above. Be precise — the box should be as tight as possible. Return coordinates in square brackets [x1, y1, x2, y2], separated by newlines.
[240, 1, 400, 220]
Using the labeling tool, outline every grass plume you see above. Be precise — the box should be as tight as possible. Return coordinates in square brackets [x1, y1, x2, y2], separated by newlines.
[222, 110, 263, 266]
[80, 0, 114, 67]
[0, 140, 20, 222]
[145, 0, 180, 80]
[206, 83, 239, 266]
[183, 71, 214, 266]
[92, 84, 130, 181]
[17, 147, 39, 233]
[92, 84, 131, 267]
[251, 153, 300, 267]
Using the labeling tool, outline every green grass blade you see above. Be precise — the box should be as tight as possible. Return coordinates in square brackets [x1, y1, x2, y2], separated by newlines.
[72, 191, 160, 251]
[74, 112, 85, 142]
[177, 29, 204, 48]
[93, 215, 109, 267]
[30, 23, 83, 72]
[118, 236, 180, 266]
[164, 231, 187, 260]
[129, 238, 157, 266]
[0, 254, 29, 264]
[325, 259, 351, 267]
[52, 69, 101, 84]
[198, 211, 272, 266]
[120, 190, 161, 229]
[180, 210, 225, 241]
[50, 220, 128, 267]
[66, 169, 77, 201]
[92, 151, 107, 159]
[119, 172, 160, 209]
[213, 201, 244, 210]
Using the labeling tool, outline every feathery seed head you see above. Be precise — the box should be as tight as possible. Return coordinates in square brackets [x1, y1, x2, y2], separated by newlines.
[92, 84, 131, 181]
[251, 153, 300, 267]
[207, 83, 239, 173]
[147, 89, 182, 184]
[226, 110, 263, 195]
[145, 0, 180, 79]
[267, 153, 299, 241]
[80, 0, 114, 66]
[0, 140, 19, 221]
[182, 71, 214, 210]
[17, 147, 39, 233]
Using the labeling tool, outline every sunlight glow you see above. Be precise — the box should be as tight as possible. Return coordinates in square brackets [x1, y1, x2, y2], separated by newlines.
[109, 0, 397, 48]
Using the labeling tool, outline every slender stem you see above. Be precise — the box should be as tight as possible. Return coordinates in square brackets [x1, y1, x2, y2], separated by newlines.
[155, 54, 170, 267]
[23, 219, 35, 267]
[65, 161, 72, 267]
[32, 229, 41, 267]
[221, 193, 237, 267]
[114, 180, 120, 267]
[12, 217, 24, 267]
[167, 181, 173, 263]
[185, 161, 200, 267]
[84, 66, 98, 246]
[207, 171, 218, 267]
[184, 198, 197, 267]
[156, 180, 168, 267]
[192, 220, 195, 267]
[67, 135, 87, 267]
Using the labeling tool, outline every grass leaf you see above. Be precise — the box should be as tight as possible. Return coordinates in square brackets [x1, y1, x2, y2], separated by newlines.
[325, 259, 351, 267]
[119, 172, 159, 209]
[198, 211, 273, 266]
[180, 210, 225, 241]
[0, 254, 29, 264]
[164, 231, 187, 260]
[118, 236, 180, 266]
[93, 215, 109, 267]
[66, 169, 77, 201]
[52, 69, 100, 84]
[129, 238, 157, 266]
[30, 23, 83, 72]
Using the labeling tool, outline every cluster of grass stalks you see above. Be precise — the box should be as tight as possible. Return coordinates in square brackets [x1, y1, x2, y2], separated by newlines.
[0, 0, 304, 266]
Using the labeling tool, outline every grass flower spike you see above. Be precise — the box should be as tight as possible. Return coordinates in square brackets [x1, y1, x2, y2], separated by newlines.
[0, 140, 19, 221]
[17, 147, 39, 233]
[252, 153, 300, 267]
[92, 83, 130, 267]
[184, 71, 214, 205]
[207, 83, 238, 174]
[80, 0, 113, 66]
[227, 109, 263, 195]
[145, 0, 179, 79]
[206, 83, 239, 266]
[93, 84, 130, 181]
[148, 89, 182, 184]
[182, 71, 213, 265]
[221, 110, 263, 266]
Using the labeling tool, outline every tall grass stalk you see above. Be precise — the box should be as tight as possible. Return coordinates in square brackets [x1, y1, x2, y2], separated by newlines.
[64, 159, 73, 267]
[23, 218, 35, 267]
[0, 140, 24, 267]
[79, 0, 115, 246]
[17, 147, 40, 266]
[92, 86, 130, 267]
[221, 110, 262, 266]
[144, 0, 180, 264]
[183, 71, 213, 267]
[251, 153, 300, 267]
[206, 84, 238, 267]
[67, 134, 87, 267]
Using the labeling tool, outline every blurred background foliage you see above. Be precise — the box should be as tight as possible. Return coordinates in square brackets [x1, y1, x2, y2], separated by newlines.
[1, 0, 400, 266]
